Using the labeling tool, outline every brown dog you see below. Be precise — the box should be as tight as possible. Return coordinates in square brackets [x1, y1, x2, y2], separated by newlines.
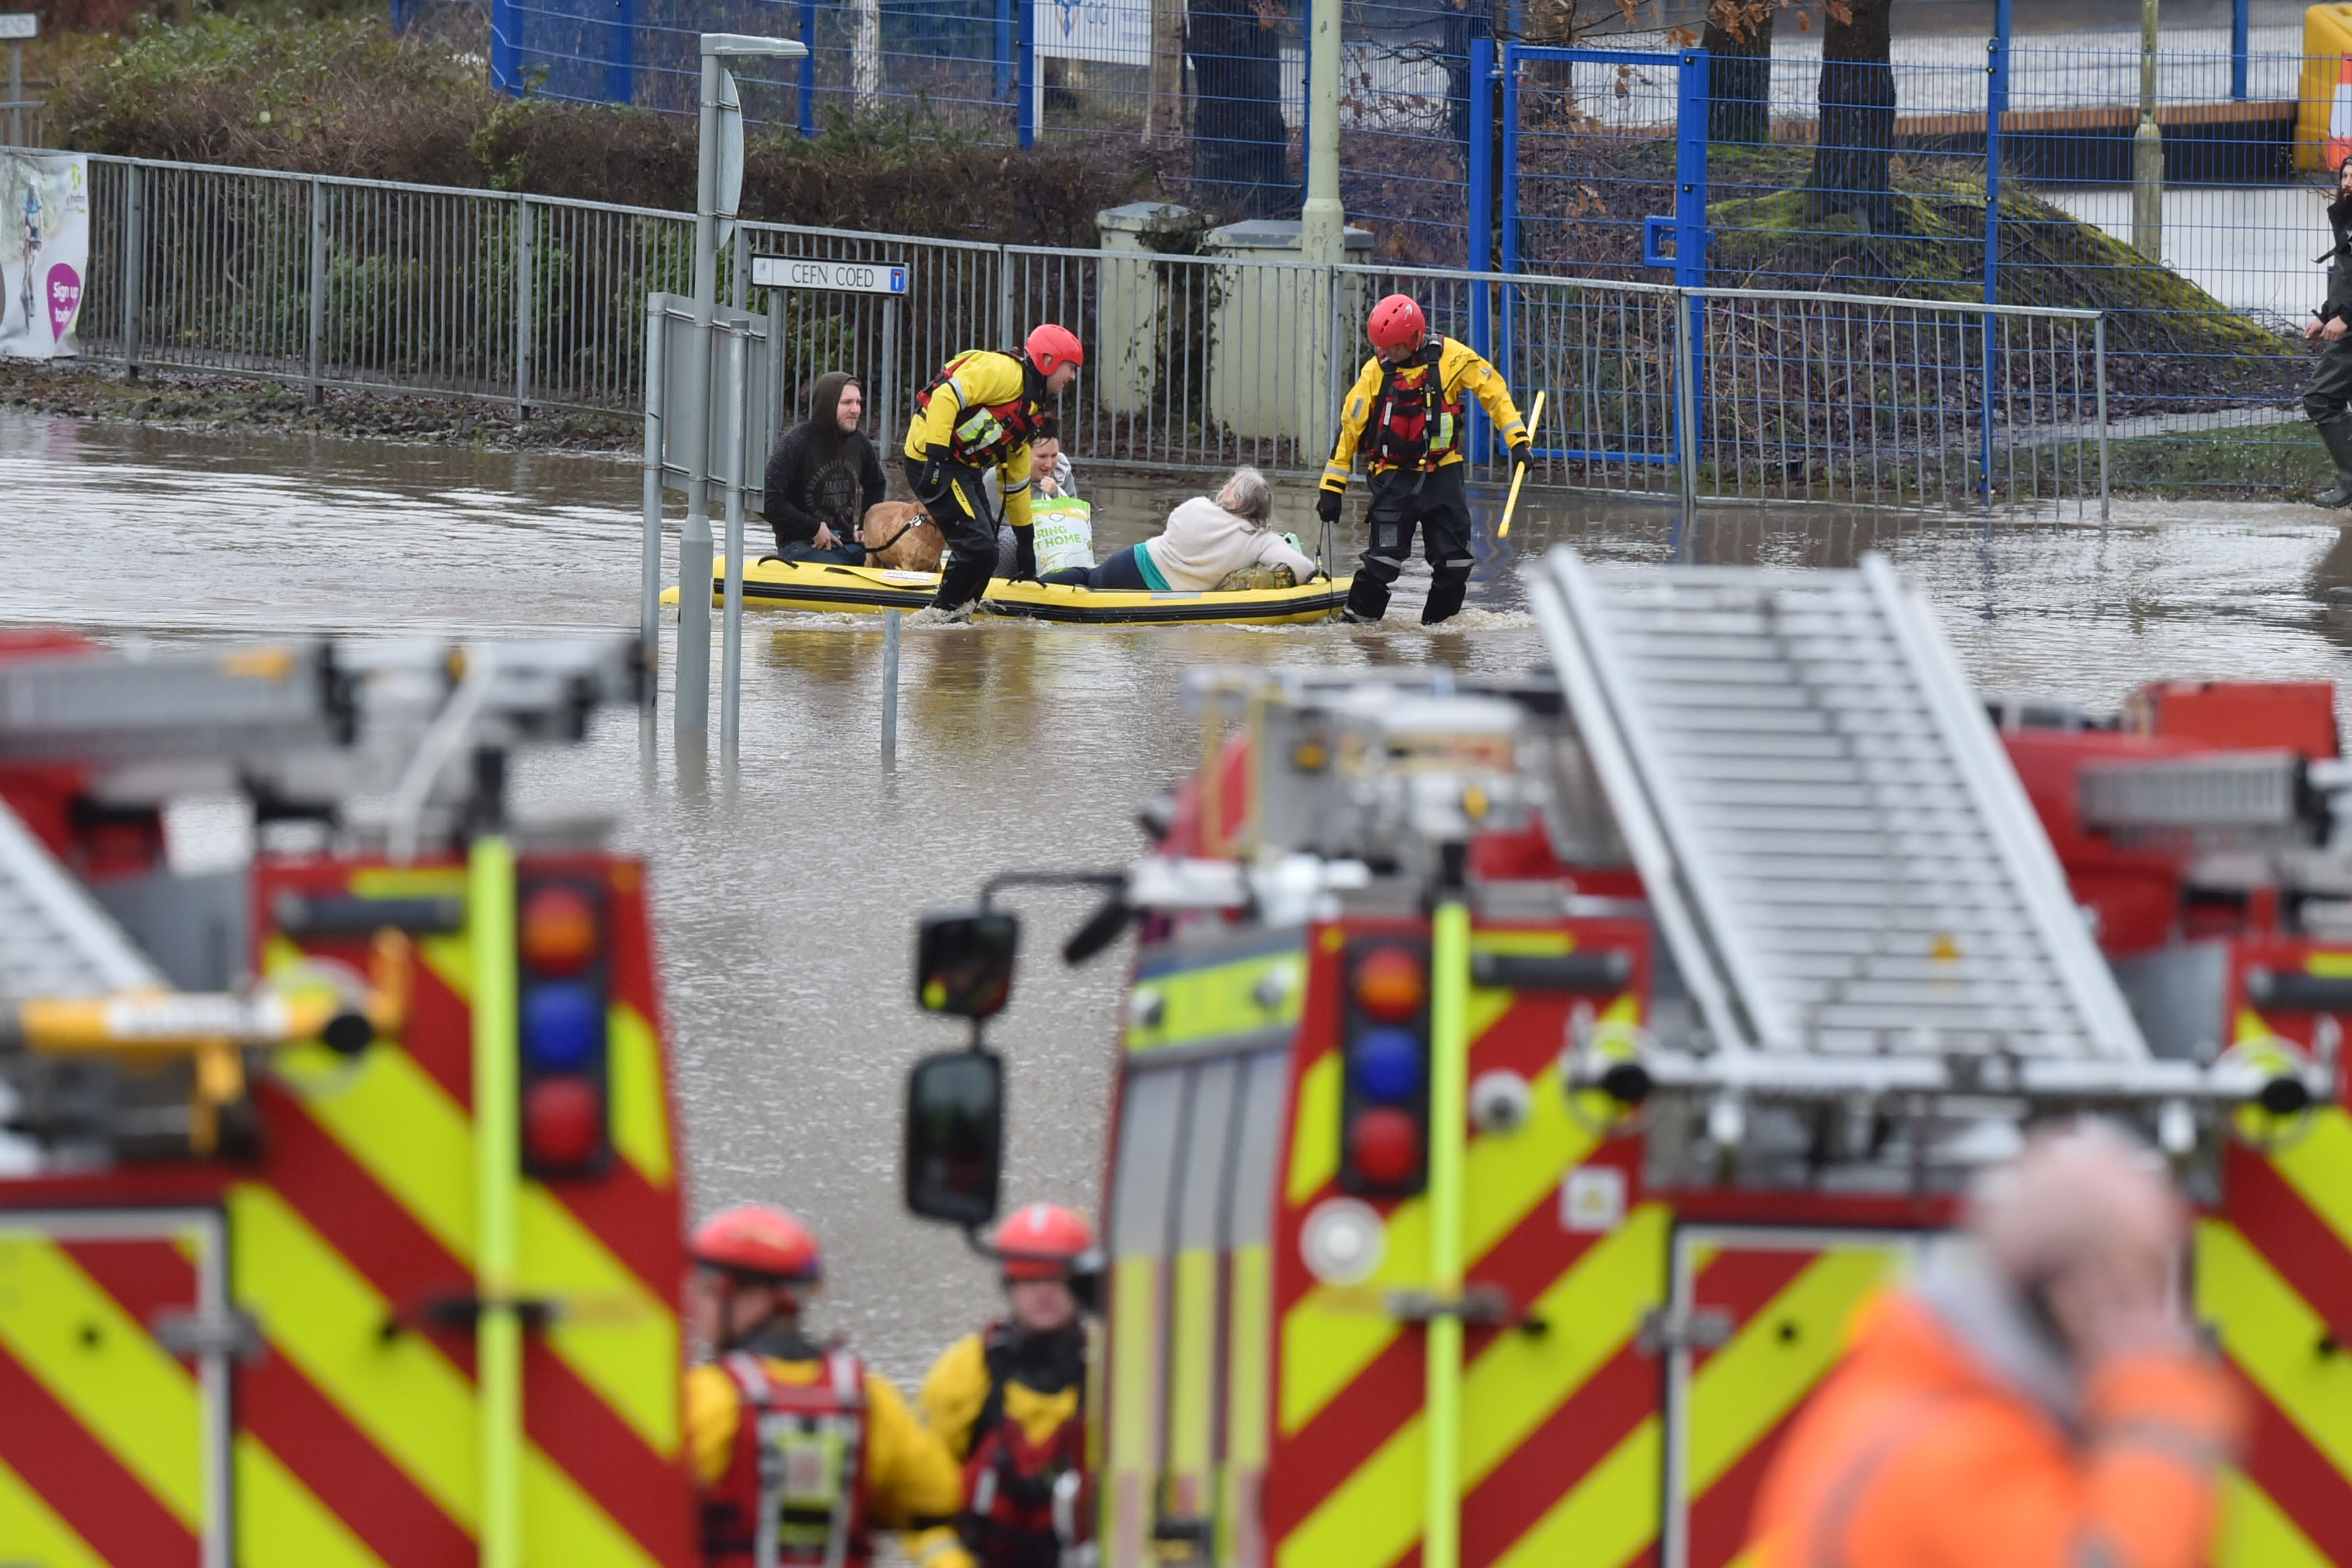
[861, 502, 944, 572]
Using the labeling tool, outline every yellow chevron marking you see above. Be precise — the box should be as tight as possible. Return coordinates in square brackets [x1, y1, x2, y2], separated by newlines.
[236, 1434, 390, 1568]
[230, 1182, 483, 1525]
[270, 1028, 680, 1457]
[2195, 1219, 2352, 1476]
[2265, 1107, 2352, 1254]
[351, 868, 475, 995]
[0, 1231, 203, 1528]
[1464, 930, 1574, 1044]
[1276, 1206, 1668, 1568]
[1280, 1061, 1604, 1434]
[2215, 1468, 2331, 1568]
[0, 1452, 110, 1568]
[527, 1441, 665, 1568]
[232, 1183, 665, 1555]
[2305, 952, 2352, 978]
[1493, 1414, 1661, 1568]
[1286, 1050, 1340, 1207]
[1687, 1246, 1896, 1496]
[609, 1002, 674, 1187]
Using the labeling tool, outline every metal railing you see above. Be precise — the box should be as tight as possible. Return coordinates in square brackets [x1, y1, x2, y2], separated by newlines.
[69, 153, 2106, 516]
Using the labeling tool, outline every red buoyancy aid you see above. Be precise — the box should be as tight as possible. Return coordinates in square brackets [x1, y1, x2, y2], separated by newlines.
[702, 1349, 872, 1568]
[914, 352, 1046, 467]
[960, 1324, 1088, 1568]
[1366, 341, 1465, 473]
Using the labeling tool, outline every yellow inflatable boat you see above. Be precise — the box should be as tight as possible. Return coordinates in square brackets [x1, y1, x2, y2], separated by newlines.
[661, 557, 1352, 627]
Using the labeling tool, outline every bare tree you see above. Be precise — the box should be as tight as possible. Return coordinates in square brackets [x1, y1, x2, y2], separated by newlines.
[1802, 0, 1898, 231]
[1702, 0, 1782, 146]
[1188, 0, 1292, 215]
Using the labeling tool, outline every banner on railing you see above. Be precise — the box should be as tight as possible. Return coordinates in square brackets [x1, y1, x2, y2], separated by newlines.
[2, 150, 88, 360]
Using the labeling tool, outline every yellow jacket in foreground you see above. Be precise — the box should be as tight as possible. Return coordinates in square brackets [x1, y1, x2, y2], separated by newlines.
[903, 350, 1038, 532]
[686, 1353, 977, 1568]
[1320, 336, 1528, 495]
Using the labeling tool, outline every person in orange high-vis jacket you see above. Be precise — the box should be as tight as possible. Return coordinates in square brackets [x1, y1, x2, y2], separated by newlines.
[1746, 1120, 2243, 1568]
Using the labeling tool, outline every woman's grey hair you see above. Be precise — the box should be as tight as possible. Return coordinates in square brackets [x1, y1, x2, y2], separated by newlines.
[1219, 466, 1276, 526]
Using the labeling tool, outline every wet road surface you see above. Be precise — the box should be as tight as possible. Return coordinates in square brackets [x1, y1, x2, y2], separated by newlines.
[6, 412, 2352, 1378]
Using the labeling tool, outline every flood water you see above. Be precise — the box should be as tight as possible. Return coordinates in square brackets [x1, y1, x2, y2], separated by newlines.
[7, 410, 2352, 1381]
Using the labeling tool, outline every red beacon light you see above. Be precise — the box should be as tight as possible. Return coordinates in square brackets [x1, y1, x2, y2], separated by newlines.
[1348, 1107, 1423, 1188]
[524, 1076, 607, 1169]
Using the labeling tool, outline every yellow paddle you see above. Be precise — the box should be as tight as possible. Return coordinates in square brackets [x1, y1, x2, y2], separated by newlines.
[1496, 390, 1546, 541]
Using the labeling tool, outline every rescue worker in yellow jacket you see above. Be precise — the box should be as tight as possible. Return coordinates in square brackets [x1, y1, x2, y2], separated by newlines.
[919, 1203, 1099, 1568]
[1746, 1121, 2242, 1568]
[685, 1204, 976, 1568]
[903, 326, 1084, 615]
[1317, 295, 1529, 626]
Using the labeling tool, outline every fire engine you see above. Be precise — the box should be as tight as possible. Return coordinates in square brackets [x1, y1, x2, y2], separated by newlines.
[0, 631, 698, 1567]
[900, 551, 2352, 1568]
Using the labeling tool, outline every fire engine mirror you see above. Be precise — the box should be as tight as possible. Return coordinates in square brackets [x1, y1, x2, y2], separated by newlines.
[904, 1049, 1004, 1227]
[915, 909, 1020, 1019]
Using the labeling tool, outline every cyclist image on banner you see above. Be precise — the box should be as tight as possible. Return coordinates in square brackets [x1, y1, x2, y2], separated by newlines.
[1, 151, 91, 361]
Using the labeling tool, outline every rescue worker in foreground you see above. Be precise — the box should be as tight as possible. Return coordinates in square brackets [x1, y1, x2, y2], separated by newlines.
[1746, 1120, 2242, 1568]
[1317, 295, 1529, 626]
[903, 326, 1084, 617]
[919, 1203, 1099, 1568]
[685, 1204, 976, 1568]
[2305, 154, 2352, 506]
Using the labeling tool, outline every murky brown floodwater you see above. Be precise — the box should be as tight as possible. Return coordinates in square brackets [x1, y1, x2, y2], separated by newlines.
[7, 410, 2352, 1379]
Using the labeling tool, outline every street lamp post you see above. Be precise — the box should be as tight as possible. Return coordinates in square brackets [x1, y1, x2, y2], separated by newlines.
[676, 33, 805, 750]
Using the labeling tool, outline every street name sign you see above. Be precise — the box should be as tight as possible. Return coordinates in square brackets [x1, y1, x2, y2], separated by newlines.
[749, 256, 908, 296]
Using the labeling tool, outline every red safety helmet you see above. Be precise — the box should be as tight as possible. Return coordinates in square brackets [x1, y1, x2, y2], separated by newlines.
[1367, 293, 1427, 356]
[690, 1204, 824, 1284]
[1025, 323, 1085, 376]
[993, 1202, 1096, 1280]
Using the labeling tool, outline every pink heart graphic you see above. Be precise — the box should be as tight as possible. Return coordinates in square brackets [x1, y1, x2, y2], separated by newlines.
[47, 263, 82, 342]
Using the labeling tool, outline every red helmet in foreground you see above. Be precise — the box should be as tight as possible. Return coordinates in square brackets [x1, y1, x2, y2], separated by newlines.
[994, 1202, 1096, 1280]
[1367, 293, 1427, 355]
[690, 1204, 824, 1283]
[1025, 323, 1085, 375]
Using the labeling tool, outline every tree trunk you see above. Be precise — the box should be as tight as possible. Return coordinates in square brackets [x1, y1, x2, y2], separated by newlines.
[1188, 0, 1293, 214]
[1702, 2, 1775, 146]
[1150, 0, 1189, 145]
[1803, 0, 1898, 232]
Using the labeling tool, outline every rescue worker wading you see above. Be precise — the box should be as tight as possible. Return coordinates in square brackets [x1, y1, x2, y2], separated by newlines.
[1317, 295, 1529, 625]
[919, 1203, 1099, 1568]
[685, 1204, 976, 1568]
[904, 326, 1085, 616]
[2306, 154, 2352, 506]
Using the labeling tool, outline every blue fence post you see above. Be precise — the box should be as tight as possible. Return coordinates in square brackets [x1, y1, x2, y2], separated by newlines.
[1675, 49, 1709, 494]
[997, 0, 1013, 99]
[603, 0, 633, 104]
[799, 0, 816, 136]
[2233, 0, 2250, 100]
[1499, 43, 1519, 399]
[1018, 0, 1036, 148]
[1983, 0, 2009, 501]
[491, 0, 521, 94]
[1469, 27, 1493, 342]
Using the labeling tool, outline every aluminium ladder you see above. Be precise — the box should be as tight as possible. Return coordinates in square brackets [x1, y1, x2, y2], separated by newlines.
[1528, 549, 2147, 1068]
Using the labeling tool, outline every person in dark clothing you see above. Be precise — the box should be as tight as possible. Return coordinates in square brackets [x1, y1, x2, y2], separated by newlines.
[2305, 158, 2352, 507]
[764, 371, 888, 562]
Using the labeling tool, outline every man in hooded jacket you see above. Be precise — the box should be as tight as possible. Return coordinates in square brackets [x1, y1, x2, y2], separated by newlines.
[2306, 157, 2352, 507]
[765, 371, 889, 563]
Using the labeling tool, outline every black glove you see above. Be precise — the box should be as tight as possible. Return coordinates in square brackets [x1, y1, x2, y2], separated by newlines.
[1012, 526, 1038, 582]
[1512, 440, 1533, 475]
[916, 446, 948, 499]
[1316, 489, 1343, 525]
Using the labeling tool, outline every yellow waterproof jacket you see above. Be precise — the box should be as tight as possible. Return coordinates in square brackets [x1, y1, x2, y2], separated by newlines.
[903, 350, 1038, 532]
[918, 1330, 1085, 1461]
[687, 1354, 977, 1568]
[1319, 337, 1528, 495]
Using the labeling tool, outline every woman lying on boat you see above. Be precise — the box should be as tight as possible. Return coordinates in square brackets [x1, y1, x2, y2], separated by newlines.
[1040, 467, 1322, 592]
